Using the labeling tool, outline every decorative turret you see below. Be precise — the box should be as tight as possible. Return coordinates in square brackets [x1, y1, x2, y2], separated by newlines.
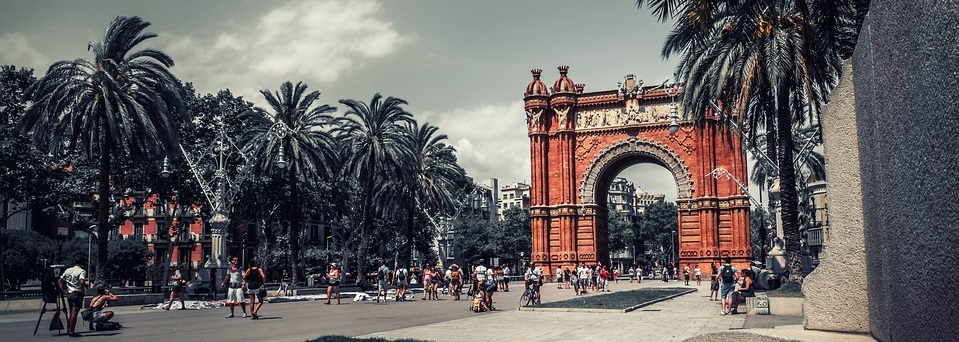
[552, 65, 576, 93]
[524, 69, 549, 132]
[525, 69, 549, 97]
[575, 84, 585, 94]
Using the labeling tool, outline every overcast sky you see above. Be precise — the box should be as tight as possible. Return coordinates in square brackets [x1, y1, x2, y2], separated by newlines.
[0, 0, 693, 201]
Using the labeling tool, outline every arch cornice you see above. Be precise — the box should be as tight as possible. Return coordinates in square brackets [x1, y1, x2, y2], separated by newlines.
[579, 138, 694, 203]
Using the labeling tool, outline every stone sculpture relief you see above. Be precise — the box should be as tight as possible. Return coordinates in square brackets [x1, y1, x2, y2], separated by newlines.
[575, 103, 676, 130]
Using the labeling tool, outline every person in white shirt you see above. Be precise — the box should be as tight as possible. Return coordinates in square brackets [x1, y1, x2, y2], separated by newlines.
[577, 264, 590, 295]
[58, 258, 86, 337]
[555, 266, 563, 289]
[525, 263, 543, 302]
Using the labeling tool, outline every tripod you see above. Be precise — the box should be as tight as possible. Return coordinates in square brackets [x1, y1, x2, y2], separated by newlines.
[34, 288, 67, 335]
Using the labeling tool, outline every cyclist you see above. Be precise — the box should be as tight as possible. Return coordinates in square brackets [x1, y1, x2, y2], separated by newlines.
[524, 262, 543, 303]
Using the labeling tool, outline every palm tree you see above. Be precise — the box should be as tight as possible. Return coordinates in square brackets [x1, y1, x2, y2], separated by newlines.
[19, 16, 185, 282]
[239, 81, 336, 285]
[398, 121, 465, 266]
[336, 94, 414, 284]
[637, 0, 865, 281]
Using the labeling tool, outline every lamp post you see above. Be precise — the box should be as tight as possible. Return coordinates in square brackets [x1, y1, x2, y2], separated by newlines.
[671, 230, 677, 269]
[666, 85, 681, 135]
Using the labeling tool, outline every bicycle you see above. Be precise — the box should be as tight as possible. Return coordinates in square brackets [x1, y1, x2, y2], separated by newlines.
[520, 281, 541, 307]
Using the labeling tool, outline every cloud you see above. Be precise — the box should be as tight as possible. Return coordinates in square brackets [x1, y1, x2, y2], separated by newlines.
[158, 0, 412, 101]
[419, 101, 531, 185]
[0, 33, 51, 71]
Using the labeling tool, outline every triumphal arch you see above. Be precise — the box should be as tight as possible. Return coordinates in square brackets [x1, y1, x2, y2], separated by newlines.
[524, 66, 751, 274]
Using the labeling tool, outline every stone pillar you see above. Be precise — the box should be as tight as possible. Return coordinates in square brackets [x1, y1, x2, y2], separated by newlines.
[802, 60, 869, 333]
[208, 211, 230, 268]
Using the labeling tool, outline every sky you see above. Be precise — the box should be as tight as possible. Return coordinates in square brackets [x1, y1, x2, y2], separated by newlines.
[0, 0, 690, 201]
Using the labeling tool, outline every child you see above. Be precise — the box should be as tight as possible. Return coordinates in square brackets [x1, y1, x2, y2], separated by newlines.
[709, 274, 720, 301]
[471, 290, 487, 312]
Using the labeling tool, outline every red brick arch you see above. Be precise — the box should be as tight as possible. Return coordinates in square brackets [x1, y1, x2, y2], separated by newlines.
[523, 67, 752, 275]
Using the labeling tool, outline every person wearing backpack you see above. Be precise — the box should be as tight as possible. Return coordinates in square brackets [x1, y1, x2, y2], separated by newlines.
[394, 264, 409, 301]
[718, 256, 739, 315]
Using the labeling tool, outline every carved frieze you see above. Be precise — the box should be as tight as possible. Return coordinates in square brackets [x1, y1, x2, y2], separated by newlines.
[575, 103, 676, 130]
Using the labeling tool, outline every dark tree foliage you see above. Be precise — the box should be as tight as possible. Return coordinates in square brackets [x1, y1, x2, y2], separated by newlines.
[636, 201, 678, 263]
[107, 238, 153, 285]
[1, 229, 56, 290]
[608, 211, 637, 254]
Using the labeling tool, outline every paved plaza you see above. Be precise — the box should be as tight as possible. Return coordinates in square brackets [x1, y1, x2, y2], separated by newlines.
[1, 279, 874, 342]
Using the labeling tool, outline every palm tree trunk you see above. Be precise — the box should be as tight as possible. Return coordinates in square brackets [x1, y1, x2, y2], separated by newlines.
[357, 153, 376, 285]
[776, 90, 803, 283]
[96, 115, 112, 283]
[404, 202, 414, 266]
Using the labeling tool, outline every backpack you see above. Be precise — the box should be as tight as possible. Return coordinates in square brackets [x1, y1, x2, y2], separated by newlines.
[397, 269, 407, 280]
[377, 267, 386, 279]
[721, 266, 735, 283]
[95, 321, 122, 331]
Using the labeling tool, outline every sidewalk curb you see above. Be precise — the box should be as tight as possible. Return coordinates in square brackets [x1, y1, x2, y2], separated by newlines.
[515, 287, 697, 313]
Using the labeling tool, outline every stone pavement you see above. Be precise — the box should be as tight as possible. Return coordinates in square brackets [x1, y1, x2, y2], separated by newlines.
[3, 277, 876, 341]
[361, 279, 876, 342]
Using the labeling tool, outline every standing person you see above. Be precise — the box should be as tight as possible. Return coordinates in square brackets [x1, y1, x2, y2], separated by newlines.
[600, 265, 610, 292]
[221, 257, 248, 318]
[501, 265, 511, 292]
[376, 261, 391, 303]
[719, 257, 739, 315]
[683, 264, 691, 286]
[164, 265, 186, 310]
[695, 265, 702, 286]
[661, 265, 669, 282]
[421, 263, 433, 300]
[325, 263, 341, 305]
[58, 258, 86, 337]
[709, 274, 720, 301]
[555, 266, 563, 289]
[628, 267, 635, 283]
[278, 268, 291, 297]
[563, 266, 572, 289]
[394, 264, 409, 301]
[243, 260, 266, 319]
[494, 265, 506, 292]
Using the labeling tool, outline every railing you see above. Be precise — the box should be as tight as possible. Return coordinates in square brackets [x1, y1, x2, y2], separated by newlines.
[807, 227, 824, 247]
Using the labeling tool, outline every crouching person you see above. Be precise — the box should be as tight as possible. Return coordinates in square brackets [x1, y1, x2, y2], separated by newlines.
[83, 285, 121, 331]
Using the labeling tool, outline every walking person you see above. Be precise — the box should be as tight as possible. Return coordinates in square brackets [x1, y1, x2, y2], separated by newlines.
[244, 260, 266, 319]
[448, 264, 463, 300]
[719, 257, 739, 315]
[164, 265, 186, 310]
[661, 265, 668, 282]
[421, 264, 433, 300]
[222, 257, 248, 318]
[58, 258, 86, 337]
[394, 264, 409, 301]
[325, 263, 341, 305]
[683, 264, 691, 286]
[376, 260, 391, 303]
[628, 267, 635, 283]
[577, 263, 590, 295]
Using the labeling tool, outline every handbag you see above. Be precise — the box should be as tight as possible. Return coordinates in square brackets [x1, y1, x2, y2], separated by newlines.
[80, 307, 94, 321]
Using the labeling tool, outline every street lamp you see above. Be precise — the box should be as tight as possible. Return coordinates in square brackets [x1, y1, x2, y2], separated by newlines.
[666, 85, 681, 134]
[275, 149, 287, 169]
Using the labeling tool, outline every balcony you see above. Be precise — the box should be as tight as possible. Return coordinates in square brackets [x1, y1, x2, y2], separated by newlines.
[807, 227, 824, 247]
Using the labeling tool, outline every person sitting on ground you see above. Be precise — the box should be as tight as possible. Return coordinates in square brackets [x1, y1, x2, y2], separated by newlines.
[85, 285, 119, 330]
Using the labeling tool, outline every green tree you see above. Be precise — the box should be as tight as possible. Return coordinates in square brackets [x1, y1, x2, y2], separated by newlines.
[607, 210, 637, 254]
[1, 229, 56, 290]
[452, 212, 497, 265]
[336, 94, 414, 282]
[107, 238, 152, 285]
[637, 0, 867, 282]
[19, 16, 185, 282]
[496, 207, 532, 269]
[636, 201, 678, 264]
[240, 81, 336, 285]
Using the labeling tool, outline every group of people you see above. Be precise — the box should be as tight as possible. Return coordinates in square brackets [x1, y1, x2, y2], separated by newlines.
[708, 257, 755, 315]
[57, 258, 121, 337]
[554, 263, 614, 295]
